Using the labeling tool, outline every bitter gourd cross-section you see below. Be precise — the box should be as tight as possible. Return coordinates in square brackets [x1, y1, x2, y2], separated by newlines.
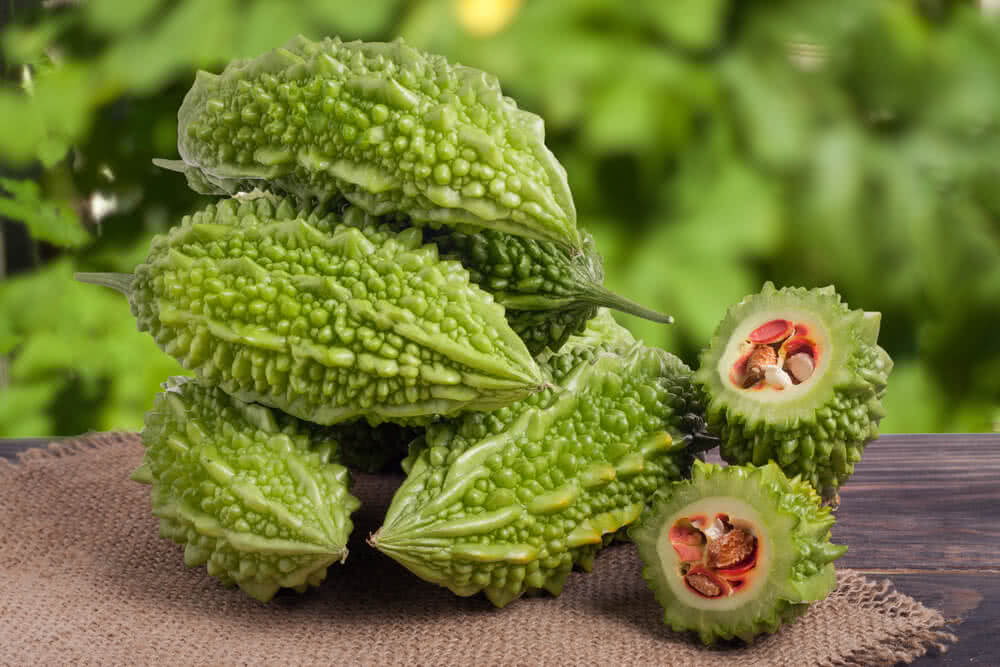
[164, 34, 579, 248]
[76, 194, 544, 425]
[372, 327, 704, 608]
[630, 460, 847, 644]
[132, 377, 360, 602]
[694, 282, 892, 501]
[429, 228, 673, 354]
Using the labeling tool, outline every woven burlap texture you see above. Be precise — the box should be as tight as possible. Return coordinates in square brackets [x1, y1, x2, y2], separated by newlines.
[1, 432, 955, 666]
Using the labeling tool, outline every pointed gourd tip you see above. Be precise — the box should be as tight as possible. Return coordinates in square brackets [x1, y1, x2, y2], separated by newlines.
[74, 272, 134, 296]
[366, 529, 381, 549]
[152, 158, 188, 173]
[583, 284, 673, 325]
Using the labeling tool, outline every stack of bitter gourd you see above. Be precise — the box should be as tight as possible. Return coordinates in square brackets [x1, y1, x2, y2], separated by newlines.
[77, 35, 685, 604]
[78, 35, 892, 645]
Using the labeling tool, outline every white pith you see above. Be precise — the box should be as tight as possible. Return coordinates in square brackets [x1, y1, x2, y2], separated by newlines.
[656, 496, 770, 611]
[717, 309, 832, 402]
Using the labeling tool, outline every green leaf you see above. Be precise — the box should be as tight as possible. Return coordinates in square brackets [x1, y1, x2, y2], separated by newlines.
[307, 0, 405, 38]
[86, 0, 164, 35]
[640, 0, 727, 50]
[0, 178, 89, 247]
[0, 91, 47, 164]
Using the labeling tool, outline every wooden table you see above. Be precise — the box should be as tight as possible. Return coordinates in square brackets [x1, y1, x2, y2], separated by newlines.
[2, 433, 997, 666]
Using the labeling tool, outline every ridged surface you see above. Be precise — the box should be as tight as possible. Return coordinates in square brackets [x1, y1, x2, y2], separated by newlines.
[430, 228, 671, 354]
[134, 377, 360, 602]
[333, 420, 422, 473]
[373, 323, 703, 608]
[126, 194, 543, 425]
[630, 460, 847, 644]
[171, 35, 578, 248]
[694, 282, 892, 496]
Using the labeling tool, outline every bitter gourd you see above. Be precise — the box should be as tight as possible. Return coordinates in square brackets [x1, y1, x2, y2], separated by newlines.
[372, 335, 703, 608]
[132, 377, 360, 602]
[332, 420, 422, 473]
[630, 460, 847, 644]
[161, 34, 579, 248]
[428, 228, 673, 354]
[694, 282, 892, 501]
[76, 194, 544, 425]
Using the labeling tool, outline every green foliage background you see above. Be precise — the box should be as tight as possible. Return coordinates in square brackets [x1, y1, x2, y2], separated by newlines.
[1, 0, 998, 436]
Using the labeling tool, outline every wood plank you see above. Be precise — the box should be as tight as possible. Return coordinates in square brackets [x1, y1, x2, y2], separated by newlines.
[834, 435, 1000, 571]
[851, 571, 1000, 666]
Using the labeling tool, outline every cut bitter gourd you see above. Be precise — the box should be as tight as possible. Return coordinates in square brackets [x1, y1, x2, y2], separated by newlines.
[429, 228, 673, 354]
[630, 460, 847, 644]
[76, 194, 544, 425]
[694, 282, 892, 500]
[162, 34, 579, 248]
[372, 334, 703, 608]
[133, 377, 360, 602]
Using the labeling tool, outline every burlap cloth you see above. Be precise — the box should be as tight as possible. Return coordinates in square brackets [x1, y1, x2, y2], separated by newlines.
[0, 433, 957, 666]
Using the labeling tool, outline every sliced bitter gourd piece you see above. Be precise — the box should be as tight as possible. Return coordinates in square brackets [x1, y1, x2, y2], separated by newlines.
[429, 228, 672, 354]
[694, 282, 892, 500]
[371, 338, 702, 608]
[76, 194, 544, 425]
[133, 377, 360, 602]
[630, 460, 847, 644]
[166, 34, 579, 248]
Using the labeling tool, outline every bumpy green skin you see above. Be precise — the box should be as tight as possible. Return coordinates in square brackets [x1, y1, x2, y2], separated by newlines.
[694, 283, 892, 497]
[373, 337, 703, 608]
[170, 35, 579, 248]
[429, 228, 602, 354]
[132, 377, 360, 602]
[631, 461, 846, 644]
[429, 228, 668, 354]
[333, 420, 422, 473]
[96, 194, 544, 425]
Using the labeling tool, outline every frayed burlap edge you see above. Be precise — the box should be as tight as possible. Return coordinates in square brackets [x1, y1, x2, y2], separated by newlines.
[823, 572, 958, 666]
[0, 431, 135, 469]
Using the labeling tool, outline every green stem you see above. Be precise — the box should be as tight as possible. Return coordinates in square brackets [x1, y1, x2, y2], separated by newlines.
[578, 284, 674, 324]
[74, 271, 134, 295]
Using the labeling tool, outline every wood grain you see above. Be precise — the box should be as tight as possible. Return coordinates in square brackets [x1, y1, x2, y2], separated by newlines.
[834, 435, 1000, 571]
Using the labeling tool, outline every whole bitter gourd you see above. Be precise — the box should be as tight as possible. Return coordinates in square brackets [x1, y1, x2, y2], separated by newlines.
[372, 333, 703, 608]
[630, 460, 847, 644]
[694, 282, 892, 502]
[131, 377, 360, 602]
[76, 194, 544, 425]
[160, 34, 579, 248]
[428, 228, 673, 354]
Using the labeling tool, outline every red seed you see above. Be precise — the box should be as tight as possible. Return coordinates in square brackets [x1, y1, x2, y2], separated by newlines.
[748, 319, 794, 344]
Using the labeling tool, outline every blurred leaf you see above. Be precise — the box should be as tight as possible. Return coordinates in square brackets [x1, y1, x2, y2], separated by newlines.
[307, 0, 405, 38]
[86, 0, 163, 34]
[722, 55, 811, 169]
[0, 260, 187, 437]
[1, 17, 71, 64]
[234, 1, 315, 57]
[0, 178, 88, 247]
[0, 91, 47, 163]
[640, 0, 727, 49]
